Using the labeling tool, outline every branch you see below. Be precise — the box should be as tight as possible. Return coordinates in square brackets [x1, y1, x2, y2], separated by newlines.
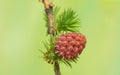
[54, 61, 61, 75]
[39, 0, 55, 34]
[40, 0, 61, 75]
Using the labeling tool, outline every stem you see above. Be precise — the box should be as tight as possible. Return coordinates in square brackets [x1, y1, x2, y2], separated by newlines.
[40, 0, 55, 35]
[40, 0, 61, 75]
[54, 61, 61, 75]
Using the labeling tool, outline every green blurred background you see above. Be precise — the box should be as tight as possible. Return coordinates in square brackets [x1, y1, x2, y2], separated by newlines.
[0, 0, 120, 75]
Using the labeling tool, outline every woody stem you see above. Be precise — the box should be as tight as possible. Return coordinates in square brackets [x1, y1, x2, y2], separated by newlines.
[40, 0, 61, 75]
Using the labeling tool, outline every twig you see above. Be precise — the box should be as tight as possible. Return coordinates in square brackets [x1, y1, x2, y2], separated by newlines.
[40, 0, 55, 35]
[54, 61, 61, 75]
[40, 0, 61, 75]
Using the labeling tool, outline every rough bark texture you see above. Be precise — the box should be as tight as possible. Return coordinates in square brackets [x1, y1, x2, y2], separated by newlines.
[40, 0, 55, 35]
[45, 8, 55, 34]
[40, 0, 61, 75]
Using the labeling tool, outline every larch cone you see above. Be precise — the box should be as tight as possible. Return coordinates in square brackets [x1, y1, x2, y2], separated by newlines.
[55, 32, 86, 60]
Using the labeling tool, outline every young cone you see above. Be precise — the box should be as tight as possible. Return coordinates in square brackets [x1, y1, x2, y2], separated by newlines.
[55, 32, 86, 60]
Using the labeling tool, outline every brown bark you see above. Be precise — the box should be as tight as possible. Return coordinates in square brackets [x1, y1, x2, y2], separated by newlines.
[54, 61, 61, 75]
[40, 0, 55, 35]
